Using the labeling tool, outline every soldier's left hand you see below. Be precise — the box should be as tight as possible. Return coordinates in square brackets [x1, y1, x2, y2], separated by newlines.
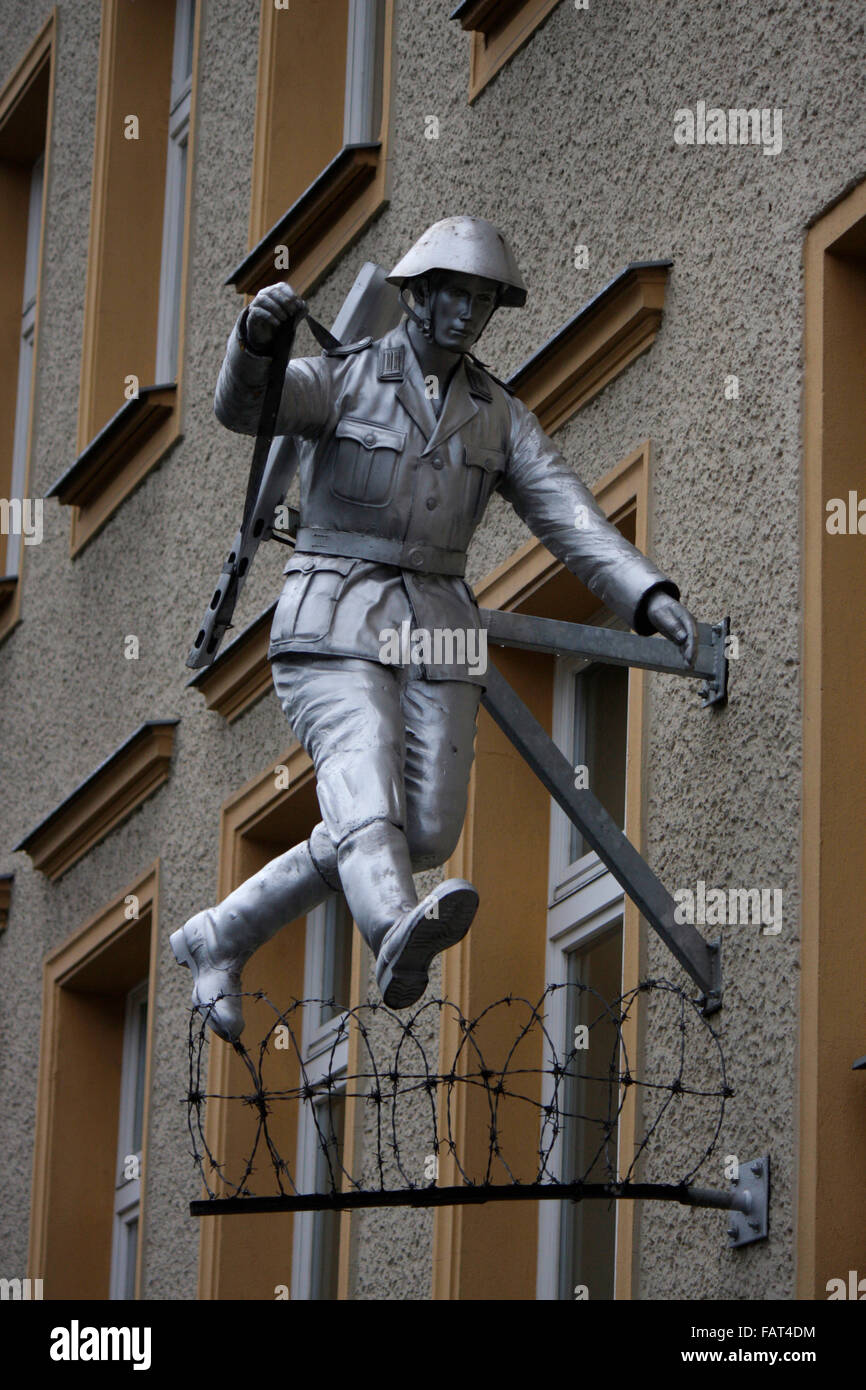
[645, 591, 698, 667]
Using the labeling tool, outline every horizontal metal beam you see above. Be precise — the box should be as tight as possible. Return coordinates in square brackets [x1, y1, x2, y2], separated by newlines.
[190, 1179, 745, 1216]
[480, 609, 729, 707]
[480, 663, 722, 1008]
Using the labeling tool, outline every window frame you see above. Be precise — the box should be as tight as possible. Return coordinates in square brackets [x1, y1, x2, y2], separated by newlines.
[537, 635, 628, 1300]
[109, 978, 149, 1301]
[61, 0, 201, 555]
[291, 893, 353, 1301]
[28, 863, 160, 1300]
[154, 0, 195, 382]
[0, 15, 54, 646]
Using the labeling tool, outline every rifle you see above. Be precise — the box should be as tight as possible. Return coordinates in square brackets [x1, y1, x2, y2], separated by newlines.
[186, 263, 402, 670]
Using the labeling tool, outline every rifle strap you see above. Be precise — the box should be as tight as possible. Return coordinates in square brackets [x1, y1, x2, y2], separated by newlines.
[239, 311, 340, 533]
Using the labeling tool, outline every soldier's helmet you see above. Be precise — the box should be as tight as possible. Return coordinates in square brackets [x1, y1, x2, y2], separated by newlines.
[386, 216, 527, 306]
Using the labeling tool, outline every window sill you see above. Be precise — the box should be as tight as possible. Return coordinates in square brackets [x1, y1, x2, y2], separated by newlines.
[226, 142, 384, 298]
[186, 598, 277, 722]
[14, 720, 178, 880]
[507, 261, 672, 434]
[47, 384, 178, 555]
[451, 0, 562, 101]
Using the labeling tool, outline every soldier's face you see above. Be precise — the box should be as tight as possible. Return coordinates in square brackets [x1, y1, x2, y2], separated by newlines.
[425, 273, 499, 351]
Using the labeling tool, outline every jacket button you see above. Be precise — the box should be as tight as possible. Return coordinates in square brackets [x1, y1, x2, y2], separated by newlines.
[432, 456, 443, 469]
[408, 548, 424, 567]
[364, 431, 376, 447]
[426, 497, 437, 510]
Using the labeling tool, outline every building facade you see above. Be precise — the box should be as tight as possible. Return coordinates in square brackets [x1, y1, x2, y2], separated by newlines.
[0, 0, 864, 1300]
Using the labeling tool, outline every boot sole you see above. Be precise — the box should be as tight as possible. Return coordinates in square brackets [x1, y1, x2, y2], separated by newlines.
[377, 882, 478, 1009]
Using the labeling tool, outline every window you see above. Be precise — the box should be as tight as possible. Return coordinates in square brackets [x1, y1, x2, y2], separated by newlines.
[53, 0, 199, 553]
[292, 893, 354, 1300]
[230, 0, 393, 296]
[0, 17, 52, 641]
[29, 866, 158, 1300]
[537, 627, 629, 1300]
[451, 0, 563, 102]
[109, 981, 149, 1300]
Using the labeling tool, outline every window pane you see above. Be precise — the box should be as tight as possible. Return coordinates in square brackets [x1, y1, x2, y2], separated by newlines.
[319, 894, 353, 1026]
[155, 136, 187, 382]
[559, 922, 623, 1300]
[569, 662, 628, 863]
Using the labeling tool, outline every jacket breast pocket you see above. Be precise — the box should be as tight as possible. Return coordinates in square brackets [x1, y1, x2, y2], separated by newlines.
[274, 554, 357, 642]
[463, 444, 506, 522]
[329, 417, 406, 507]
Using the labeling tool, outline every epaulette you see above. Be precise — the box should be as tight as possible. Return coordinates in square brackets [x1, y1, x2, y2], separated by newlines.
[323, 336, 374, 357]
[466, 354, 515, 398]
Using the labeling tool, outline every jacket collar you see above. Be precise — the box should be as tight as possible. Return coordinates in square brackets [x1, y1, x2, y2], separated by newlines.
[379, 320, 491, 454]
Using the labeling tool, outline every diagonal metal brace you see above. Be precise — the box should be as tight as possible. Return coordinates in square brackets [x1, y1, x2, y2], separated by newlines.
[480, 663, 722, 1010]
[481, 610, 729, 708]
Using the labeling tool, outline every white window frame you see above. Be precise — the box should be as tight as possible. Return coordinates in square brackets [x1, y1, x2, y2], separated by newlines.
[154, 0, 195, 383]
[291, 893, 352, 1300]
[109, 979, 148, 1300]
[342, 0, 385, 146]
[5, 152, 44, 580]
[537, 617, 629, 1300]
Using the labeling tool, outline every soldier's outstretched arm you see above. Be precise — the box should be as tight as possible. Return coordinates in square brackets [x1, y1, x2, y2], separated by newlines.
[213, 282, 331, 439]
[499, 398, 698, 662]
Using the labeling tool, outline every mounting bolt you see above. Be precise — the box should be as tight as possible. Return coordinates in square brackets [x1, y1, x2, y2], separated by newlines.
[727, 1220, 738, 1239]
[751, 1160, 763, 1177]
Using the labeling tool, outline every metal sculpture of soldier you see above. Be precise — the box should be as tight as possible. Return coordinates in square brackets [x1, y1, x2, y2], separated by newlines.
[172, 217, 698, 1042]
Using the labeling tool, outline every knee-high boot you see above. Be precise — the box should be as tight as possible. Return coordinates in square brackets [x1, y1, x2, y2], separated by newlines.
[171, 837, 335, 1041]
[336, 819, 479, 1009]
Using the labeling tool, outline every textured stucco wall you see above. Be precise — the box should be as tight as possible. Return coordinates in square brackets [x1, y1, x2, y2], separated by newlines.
[1, 0, 864, 1299]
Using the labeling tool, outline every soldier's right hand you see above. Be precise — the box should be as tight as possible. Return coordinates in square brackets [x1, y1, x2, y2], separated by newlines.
[244, 282, 307, 354]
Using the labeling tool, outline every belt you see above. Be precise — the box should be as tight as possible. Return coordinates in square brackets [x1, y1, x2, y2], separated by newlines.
[294, 527, 467, 577]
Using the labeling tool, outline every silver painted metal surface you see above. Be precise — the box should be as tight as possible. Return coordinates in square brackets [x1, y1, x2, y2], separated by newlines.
[180, 221, 697, 1035]
[726, 1155, 770, 1248]
[386, 215, 528, 305]
[480, 662, 722, 1008]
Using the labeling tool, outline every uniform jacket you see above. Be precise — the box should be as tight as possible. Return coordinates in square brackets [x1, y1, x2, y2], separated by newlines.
[214, 316, 678, 687]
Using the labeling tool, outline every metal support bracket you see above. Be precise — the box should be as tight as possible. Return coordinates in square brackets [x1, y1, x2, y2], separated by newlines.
[725, 1154, 770, 1248]
[480, 662, 722, 1010]
[481, 609, 730, 709]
